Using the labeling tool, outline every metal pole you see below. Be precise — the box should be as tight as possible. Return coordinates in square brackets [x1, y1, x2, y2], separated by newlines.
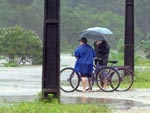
[125, 0, 134, 72]
[42, 0, 60, 99]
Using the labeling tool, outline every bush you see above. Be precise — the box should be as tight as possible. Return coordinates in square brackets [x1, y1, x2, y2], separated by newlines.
[3, 62, 18, 67]
[0, 26, 42, 65]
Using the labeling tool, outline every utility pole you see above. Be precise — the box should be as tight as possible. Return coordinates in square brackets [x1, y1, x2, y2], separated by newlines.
[125, 0, 134, 72]
[42, 0, 60, 99]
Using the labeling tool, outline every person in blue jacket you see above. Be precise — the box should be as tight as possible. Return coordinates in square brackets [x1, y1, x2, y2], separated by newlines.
[74, 38, 95, 92]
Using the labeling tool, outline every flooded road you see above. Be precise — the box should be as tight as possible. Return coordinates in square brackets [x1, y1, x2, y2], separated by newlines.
[0, 66, 41, 96]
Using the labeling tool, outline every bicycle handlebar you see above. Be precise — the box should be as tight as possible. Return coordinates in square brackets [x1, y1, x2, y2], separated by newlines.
[93, 57, 118, 64]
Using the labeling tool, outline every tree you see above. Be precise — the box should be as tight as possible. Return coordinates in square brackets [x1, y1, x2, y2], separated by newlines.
[0, 26, 42, 64]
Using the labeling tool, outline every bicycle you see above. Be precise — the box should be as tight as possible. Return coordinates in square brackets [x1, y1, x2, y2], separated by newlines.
[107, 61, 134, 91]
[60, 57, 121, 92]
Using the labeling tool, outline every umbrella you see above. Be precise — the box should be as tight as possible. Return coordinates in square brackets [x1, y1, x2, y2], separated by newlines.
[86, 27, 113, 35]
[79, 30, 107, 41]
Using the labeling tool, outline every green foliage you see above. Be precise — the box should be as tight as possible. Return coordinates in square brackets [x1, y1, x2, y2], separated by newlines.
[0, 102, 110, 113]
[109, 50, 149, 66]
[3, 62, 18, 67]
[133, 69, 150, 88]
[0, 56, 4, 59]
[117, 38, 124, 53]
[0, 26, 42, 65]
[140, 34, 150, 59]
[109, 51, 124, 66]
[42, 94, 59, 104]
[147, 33, 150, 39]
[110, 37, 150, 66]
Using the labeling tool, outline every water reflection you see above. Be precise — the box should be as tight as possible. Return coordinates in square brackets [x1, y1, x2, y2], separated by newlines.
[61, 96, 150, 110]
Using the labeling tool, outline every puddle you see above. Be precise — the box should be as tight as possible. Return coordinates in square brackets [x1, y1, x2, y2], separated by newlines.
[61, 96, 150, 110]
[0, 95, 150, 110]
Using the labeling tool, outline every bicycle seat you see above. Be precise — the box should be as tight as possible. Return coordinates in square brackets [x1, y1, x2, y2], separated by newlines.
[108, 60, 118, 64]
[93, 57, 102, 61]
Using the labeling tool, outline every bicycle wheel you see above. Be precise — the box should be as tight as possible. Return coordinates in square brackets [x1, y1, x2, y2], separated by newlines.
[90, 66, 100, 91]
[116, 68, 134, 91]
[60, 68, 80, 92]
[96, 67, 120, 92]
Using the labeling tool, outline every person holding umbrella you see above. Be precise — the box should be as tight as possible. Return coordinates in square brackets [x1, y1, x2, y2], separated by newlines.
[74, 38, 95, 93]
[94, 40, 110, 65]
[94, 40, 110, 89]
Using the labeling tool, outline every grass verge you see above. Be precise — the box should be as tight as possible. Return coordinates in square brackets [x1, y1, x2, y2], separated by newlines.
[0, 102, 110, 113]
[133, 69, 150, 88]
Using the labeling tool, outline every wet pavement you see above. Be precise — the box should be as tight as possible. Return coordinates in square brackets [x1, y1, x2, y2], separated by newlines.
[61, 96, 150, 110]
[61, 89, 150, 104]
[61, 89, 150, 111]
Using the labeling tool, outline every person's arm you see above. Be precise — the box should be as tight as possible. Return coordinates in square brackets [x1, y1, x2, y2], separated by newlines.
[74, 47, 80, 58]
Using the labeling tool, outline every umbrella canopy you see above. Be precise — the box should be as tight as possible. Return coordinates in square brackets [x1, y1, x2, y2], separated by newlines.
[86, 27, 113, 35]
[79, 30, 107, 41]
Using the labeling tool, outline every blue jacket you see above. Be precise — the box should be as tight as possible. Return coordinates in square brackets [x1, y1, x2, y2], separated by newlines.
[74, 44, 95, 74]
